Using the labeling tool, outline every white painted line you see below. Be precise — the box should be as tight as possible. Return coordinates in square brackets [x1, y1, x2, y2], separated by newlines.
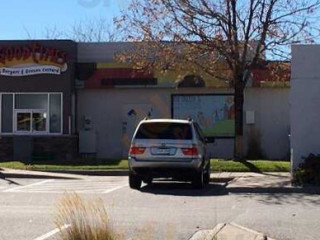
[3, 179, 54, 192]
[9, 186, 127, 194]
[33, 224, 70, 240]
[103, 185, 127, 194]
[14, 191, 65, 194]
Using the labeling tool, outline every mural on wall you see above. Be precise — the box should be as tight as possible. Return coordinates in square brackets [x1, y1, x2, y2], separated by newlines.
[172, 95, 235, 137]
[76, 62, 231, 89]
[77, 61, 290, 89]
[154, 65, 231, 88]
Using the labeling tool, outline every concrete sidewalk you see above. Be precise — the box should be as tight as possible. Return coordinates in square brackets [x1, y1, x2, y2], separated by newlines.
[0, 167, 291, 181]
[213, 172, 292, 188]
[190, 223, 274, 240]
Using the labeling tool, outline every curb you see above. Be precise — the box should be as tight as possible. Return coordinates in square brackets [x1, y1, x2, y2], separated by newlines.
[189, 223, 275, 240]
[1, 168, 86, 179]
[229, 222, 273, 240]
[1, 172, 80, 179]
[0, 170, 239, 179]
[1, 169, 291, 180]
[40, 170, 129, 176]
[188, 223, 225, 240]
[0, 168, 129, 179]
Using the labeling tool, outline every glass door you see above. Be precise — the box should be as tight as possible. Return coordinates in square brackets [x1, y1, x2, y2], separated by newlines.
[16, 111, 31, 132]
[15, 110, 48, 133]
[32, 111, 47, 132]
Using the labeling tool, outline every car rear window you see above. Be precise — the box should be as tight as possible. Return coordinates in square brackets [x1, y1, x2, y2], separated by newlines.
[135, 122, 193, 140]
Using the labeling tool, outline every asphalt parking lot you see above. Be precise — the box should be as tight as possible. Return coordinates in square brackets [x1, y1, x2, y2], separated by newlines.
[1, 172, 320, 240]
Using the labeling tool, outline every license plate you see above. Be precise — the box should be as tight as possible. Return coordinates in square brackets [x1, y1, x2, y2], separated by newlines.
[155, 148, 171, 155]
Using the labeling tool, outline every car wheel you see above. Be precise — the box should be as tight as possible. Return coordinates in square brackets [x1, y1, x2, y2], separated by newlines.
[193, 169, 204, 189]
[143, 176, 153, 185]
[129, 173, 142, 190]
[204, 164, 210, 184]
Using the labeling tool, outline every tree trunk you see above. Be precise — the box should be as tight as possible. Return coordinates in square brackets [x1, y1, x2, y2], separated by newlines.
[234, 80, 245, 161]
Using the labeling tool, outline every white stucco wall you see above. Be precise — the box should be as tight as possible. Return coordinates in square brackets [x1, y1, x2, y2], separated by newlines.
[291, 45, 320, 169]
[77, 87, 289, 160]
[77, 88, 234, 159]
[244, 88, 290, 159]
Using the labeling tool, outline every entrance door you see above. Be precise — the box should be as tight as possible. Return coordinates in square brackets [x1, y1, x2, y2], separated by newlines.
[15, 111, 31, 133]
[121, 104, 153, 157]
[14, 110, 47, 134]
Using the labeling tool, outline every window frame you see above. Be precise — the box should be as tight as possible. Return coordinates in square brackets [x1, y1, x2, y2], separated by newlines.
[15, 110, 32, 133]
[14, 109, 48, 134]
[0, 92, 63, 135]
[194, 122, 205, 143]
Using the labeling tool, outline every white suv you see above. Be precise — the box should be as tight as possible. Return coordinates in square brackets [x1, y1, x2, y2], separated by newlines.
[128, 119, 214, 190]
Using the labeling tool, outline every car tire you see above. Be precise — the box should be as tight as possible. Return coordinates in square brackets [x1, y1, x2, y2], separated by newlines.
[143, 176, 153, 185]
[193, 169, 204, 189]
[204, 163, 210, 184]
[129, 173, 142, 190]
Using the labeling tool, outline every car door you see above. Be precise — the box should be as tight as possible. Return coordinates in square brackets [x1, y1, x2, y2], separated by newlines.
[194, 123, 207, 163]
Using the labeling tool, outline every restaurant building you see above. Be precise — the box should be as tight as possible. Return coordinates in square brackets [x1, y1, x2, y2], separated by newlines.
[0, 40, 290, 161]
[0, 40, 77, 160]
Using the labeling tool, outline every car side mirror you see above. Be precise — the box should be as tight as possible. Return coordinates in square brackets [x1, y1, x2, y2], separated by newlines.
[205, 137, 215, 143]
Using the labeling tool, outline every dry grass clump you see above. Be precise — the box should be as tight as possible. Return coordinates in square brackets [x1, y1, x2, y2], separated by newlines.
[55, 193, 121, 240]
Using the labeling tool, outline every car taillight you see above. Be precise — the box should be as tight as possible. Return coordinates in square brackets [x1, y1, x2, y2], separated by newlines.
[181, 145, 198, 156]
[129, 146, 146, 155]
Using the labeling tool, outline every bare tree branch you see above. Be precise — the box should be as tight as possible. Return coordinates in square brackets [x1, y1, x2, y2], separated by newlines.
[40, 17, 123, 42]
[115, 0, 320, 158]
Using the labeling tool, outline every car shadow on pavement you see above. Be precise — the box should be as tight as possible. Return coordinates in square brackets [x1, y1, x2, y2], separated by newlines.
[139, 178, 233, 197]
[139, 177, 320, 205]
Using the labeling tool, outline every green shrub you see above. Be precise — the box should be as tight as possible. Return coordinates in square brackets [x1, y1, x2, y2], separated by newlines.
[293, 154, 320, 186]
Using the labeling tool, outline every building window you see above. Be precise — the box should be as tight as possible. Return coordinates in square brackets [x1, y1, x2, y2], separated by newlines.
[1, 94, 13, 133]
[49, 94, 62, 133]
[1, 93, 62, 135]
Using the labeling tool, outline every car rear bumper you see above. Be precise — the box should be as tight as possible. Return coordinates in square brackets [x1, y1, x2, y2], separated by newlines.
[129, 156, 202, 178]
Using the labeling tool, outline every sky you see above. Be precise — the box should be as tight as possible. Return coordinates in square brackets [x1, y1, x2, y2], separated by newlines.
[0, 0, 128, 40]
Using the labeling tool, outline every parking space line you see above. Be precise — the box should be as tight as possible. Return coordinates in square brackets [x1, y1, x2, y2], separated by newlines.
[15, 190, 66, 194]
[33, 224, 70, 240]
[3, 179, 54, 192]
[103, 185, 127, 194]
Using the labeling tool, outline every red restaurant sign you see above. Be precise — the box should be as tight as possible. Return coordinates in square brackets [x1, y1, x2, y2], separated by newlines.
[0, 43, 68, 76]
